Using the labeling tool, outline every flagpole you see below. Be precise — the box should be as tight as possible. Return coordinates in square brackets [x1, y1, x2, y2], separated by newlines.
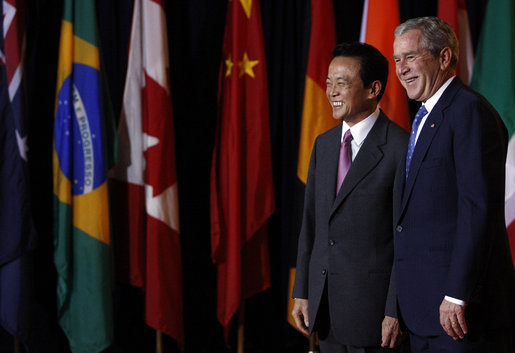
[237, 297, 246, 353]
[238, 243, 246, 353]
[308, 333, 318, 353]
[14, 338, 20, 353]
[156, 330, 163, 353]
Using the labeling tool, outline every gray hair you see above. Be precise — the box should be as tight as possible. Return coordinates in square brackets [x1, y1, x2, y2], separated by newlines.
[395, 17, 459, 69]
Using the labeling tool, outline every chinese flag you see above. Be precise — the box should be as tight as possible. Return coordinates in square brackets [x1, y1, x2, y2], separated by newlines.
[109, 0, 183, 348]
[210, 0, 275, 340]
[360, 0, 410, 131]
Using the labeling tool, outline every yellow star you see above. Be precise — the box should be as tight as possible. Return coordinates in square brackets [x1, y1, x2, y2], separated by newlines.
[238, 52, 259, 78]
[225, 56, 234, 77]
[240, 0, 252, 19]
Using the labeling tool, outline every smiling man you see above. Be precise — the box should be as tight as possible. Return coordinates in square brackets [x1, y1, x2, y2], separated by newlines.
[392, 17, 515, 353]
[292, 42, 408, 353]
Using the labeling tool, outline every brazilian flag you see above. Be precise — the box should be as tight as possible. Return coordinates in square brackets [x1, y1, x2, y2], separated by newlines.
[53, 1, 114, 352]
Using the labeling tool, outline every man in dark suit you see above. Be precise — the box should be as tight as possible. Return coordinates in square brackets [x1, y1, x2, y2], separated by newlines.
[392, 16, 515, 353]
[292, 42, 409, 353]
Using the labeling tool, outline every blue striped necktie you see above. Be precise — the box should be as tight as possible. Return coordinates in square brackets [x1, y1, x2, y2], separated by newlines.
[405, 105, 427, 179]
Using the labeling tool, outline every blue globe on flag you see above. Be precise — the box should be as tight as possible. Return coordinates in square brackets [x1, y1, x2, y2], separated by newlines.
[54, 64, 106, 196]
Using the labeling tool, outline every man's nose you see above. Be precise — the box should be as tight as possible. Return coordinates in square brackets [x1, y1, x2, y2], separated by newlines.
[397, 60, 409, 76]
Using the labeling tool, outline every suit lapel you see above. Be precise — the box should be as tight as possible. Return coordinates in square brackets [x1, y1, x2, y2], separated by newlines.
[330, 113, 388, 217]
[399, 78, 463, 218]
[322, 126, 342, 208]
[399, 110, 443, 212]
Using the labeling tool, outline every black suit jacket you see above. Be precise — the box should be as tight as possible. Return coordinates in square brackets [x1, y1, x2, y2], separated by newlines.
[394, 77, 515, 336]
[293, 111, 408, 347]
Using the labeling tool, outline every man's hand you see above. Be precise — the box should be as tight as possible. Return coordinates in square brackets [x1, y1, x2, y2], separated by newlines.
[440, 298, 468, 340]
[381, 315, 402, 348]
[292, 298, 309, 336]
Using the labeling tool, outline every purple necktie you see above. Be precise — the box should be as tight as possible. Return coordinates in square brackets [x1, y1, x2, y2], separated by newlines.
[337, 129, 353, 194]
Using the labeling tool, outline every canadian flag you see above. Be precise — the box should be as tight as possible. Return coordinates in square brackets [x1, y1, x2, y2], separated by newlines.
[110, 0, 183, 348]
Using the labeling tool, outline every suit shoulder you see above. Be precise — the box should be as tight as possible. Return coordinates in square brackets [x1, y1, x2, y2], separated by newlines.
[315, 123, 341, 144]
[318, 123, 342, 138]
[457, 85, 502, 117]
[448, 84, 507, 137]
[445, 80, 501, 119]
[384, 118, 409, 144]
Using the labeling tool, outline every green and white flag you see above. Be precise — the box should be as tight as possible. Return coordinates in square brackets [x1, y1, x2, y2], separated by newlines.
[470, 0, 515, 263]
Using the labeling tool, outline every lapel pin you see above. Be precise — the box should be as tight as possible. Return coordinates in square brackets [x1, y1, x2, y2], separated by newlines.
[430, 123, 435, 128]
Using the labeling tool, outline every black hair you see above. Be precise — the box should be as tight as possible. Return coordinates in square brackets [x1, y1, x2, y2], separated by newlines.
[332, 42, 389, 101]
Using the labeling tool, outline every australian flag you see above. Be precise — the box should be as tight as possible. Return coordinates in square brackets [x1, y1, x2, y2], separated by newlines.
[1, 0, 39, 349]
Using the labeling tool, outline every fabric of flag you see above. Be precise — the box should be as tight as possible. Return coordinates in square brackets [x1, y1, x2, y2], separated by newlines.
[296, 0, 338, 184]
[289, 0, 337, 332]
[53, 0, 114, 352]
[2, 0, 28, 164]
[360, 0, 410, 132]
[438, 0, 474, 84]
[210, 0, 274, 339]
[0, 0, 38, 348]
[470, 0, 515, 264]
[1, 0, 35, 265]
[109, 0, 184, 348]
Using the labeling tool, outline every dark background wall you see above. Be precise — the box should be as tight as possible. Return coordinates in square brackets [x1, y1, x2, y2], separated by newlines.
[0, 0, 488, 352]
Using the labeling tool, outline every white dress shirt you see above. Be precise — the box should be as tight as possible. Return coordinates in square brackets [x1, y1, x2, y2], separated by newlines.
[413, 76, 455, 144]
[341, 107, 380, 161]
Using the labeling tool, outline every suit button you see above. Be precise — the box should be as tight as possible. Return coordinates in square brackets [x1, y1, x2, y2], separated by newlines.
[328, 239, 335, 246]
[321, 269, 327, 275]
[396, 225, 403, 232]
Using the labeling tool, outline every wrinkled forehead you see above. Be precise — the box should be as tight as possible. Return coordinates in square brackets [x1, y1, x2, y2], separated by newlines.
[393, 30, 425, 56]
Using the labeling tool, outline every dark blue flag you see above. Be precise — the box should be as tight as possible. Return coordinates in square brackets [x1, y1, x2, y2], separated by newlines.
[0, 0, 38, 349]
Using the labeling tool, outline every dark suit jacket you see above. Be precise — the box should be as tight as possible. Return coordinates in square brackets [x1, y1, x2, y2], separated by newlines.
[394, 77, 515, 336]
[293, 111, 409, 347]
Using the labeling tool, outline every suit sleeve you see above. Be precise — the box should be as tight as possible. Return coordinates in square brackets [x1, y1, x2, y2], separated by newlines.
[292, 138, 318, 299]
[385, 140, 406, 318]
[385, 265, 397, 317]
[445, 98, 508, 301]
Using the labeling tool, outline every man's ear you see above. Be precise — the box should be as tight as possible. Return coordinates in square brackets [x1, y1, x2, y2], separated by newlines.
[369, 80, 382, 99]
[439, 47, 452, 70]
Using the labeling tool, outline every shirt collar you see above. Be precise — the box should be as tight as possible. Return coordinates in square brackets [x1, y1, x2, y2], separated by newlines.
[341, 106, 379, 146]
[422, 76, 456, 114]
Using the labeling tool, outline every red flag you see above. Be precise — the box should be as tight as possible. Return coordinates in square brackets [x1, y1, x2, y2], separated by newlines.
[360, 0, 410, 131]
[110, 0, 183, 348]
[438, 0, 475, 84]
[290, 0, 337, 330]
[210, 0, 274, 339]
[296, 0, 339, 184]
